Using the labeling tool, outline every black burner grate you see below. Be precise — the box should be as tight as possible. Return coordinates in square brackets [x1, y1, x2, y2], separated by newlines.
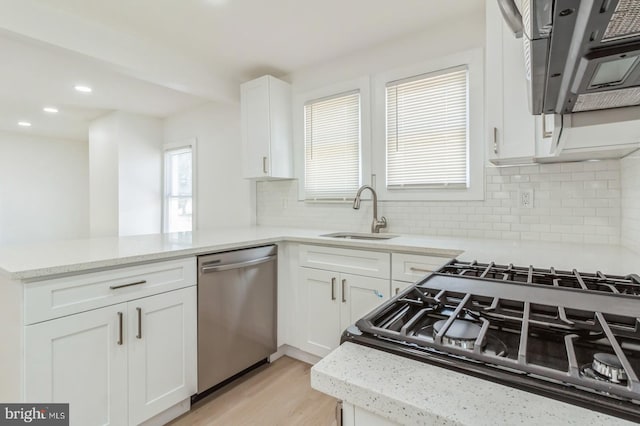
[438, 260, 640, 296]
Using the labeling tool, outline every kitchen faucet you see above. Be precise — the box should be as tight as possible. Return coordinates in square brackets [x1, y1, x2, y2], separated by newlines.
[353, 185, 387, 233]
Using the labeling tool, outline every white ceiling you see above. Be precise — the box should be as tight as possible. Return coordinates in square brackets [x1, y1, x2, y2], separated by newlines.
[0, 0, 484, 141]
[0, 33, 206, 141]
[29, 0, 485, 80]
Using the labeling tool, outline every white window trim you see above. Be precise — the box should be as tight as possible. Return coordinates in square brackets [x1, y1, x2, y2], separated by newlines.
[162, 138, 197, 233]
[371, 48, 485, 201]
[293, 76, 371, 202]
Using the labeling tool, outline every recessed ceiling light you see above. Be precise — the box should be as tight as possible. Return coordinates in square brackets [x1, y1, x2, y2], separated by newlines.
[18, 121, 32, 127]
[74, 85, 92, 93]
[43, 107, 59, 113]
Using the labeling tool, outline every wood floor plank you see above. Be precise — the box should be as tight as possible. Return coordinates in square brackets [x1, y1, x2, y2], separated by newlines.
[168, 356, 337, 426]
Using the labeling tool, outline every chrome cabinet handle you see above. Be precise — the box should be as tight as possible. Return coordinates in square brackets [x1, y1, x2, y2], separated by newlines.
[331, 277, 336, 301]
[335, 401, 343, 426]
[395, 287, 400, 295]
[409, 267, 433, 273]
[117, 312, 123, 345]
[136, 307, 142, 339]
[341, 279, 347, 303]
[262, 156, 268, 174]
[110, 280, 146, 290]
[492, 127, 498, 154]
[542, 113, 553, 138]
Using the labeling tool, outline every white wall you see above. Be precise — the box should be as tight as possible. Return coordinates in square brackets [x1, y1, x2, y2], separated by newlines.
[255, 14, 626, 245]
[89, 111, 162, 237]
[286, 14, 485, 92]
[164, 102, 253, 229]
[0, 130, 89, 245]
[89, 113, 119, 237]
[621, 151, 640, 253]
[116, 113, 162, 236]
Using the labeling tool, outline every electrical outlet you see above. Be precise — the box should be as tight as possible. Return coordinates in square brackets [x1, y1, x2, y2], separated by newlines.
[518, 189, 534, 209]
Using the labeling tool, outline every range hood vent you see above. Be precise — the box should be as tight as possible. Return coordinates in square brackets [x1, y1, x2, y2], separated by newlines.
[499, 0, 640, 115]
[603, 0, 640, 42]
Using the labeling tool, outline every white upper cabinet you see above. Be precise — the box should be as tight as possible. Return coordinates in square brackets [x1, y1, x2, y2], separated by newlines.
[485, 0, 536, 165]
[241, 75, 293, 179]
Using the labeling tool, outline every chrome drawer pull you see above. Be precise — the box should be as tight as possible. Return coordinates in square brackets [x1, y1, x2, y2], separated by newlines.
[110, 280, 147, 290]
[201, 255, 275, 273]
[409, 267, 433, 273]
[341, 279, 347, 303]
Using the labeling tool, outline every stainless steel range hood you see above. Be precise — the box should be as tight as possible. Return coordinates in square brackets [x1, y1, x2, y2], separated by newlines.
[500, 0, 640, 115]
[498, 0, 640, 161]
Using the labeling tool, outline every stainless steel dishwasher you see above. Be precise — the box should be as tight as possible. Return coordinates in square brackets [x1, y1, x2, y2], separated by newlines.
[197, 245, 277, 394]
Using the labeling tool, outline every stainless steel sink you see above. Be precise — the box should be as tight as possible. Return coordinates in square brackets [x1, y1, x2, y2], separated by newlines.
[320, 232, 398, 240]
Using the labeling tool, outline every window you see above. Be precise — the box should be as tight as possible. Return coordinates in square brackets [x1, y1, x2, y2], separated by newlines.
[163, 141, 195, 233]
[386, 66, 468, 189]
[371, 48, 483, 201]
[304, 91, 361, 200]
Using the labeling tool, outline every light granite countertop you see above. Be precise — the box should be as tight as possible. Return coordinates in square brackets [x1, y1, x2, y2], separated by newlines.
[0, 226, 638, 280]
[311, 342, 636, 426]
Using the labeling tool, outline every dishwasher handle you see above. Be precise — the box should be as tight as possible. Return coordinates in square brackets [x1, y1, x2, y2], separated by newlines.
[200, 255, 276, 273]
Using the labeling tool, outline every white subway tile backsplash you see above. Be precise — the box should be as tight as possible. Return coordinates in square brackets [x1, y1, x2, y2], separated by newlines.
[257, 162, 622, 245]
[621, 152, 640, 253]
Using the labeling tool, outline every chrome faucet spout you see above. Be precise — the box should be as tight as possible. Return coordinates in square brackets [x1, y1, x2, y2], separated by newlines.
[352, 185, 388, 233]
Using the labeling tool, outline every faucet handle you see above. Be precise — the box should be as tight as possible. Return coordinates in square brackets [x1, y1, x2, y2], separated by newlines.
[373, 217, 388, 233]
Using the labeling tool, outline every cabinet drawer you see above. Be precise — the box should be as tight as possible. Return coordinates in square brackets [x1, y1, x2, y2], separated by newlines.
[391, 253, 451, 283]
[299, 245, 389, 279]
[25, 257, 196, 325]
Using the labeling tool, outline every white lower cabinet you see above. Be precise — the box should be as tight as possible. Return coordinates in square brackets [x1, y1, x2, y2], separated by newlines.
[391, 253, 453, 295]
[298, 266, 390, 357]
[392, 279, 414, 297]
[25, 286, 197, 426]
[25, 303, 128, 426]
[342, 402, 399, 426]
[128, 287, 197, 425]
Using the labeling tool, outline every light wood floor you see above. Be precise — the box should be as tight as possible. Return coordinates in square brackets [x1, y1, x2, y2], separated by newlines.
[168, 356, 337, 426]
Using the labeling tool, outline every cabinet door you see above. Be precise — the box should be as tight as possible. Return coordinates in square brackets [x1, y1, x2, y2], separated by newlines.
[128, 286, 197, 425]
[241, 77, 271, 178]
[298, 267, 341, 357]
[392, 280, 414, 297]
[485, 0, 535, 162]
[353, 405, 400, 426]
[340, 273, 390, 332]
[25, 304, 128, 426]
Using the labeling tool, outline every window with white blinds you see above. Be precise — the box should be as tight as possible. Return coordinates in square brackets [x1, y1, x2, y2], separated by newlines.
[386, 66, 468, 189]
[304, 91, 361, 200]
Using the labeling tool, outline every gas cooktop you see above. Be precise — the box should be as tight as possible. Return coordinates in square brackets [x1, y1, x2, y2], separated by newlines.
[343, 260, 640, 422]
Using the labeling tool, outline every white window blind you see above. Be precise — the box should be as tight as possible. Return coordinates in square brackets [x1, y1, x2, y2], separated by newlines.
[304, 91, 361, 200]
[386, 66, 468, 188]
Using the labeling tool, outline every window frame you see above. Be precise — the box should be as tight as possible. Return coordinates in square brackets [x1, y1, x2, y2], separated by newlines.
[293, 76, 371, 202]
[372, 48, 484, 201]
[162, 138, 197, 233]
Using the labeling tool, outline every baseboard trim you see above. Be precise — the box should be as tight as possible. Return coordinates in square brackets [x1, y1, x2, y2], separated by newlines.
[139, 398, 190, 426]
[271, 345, 322, 365]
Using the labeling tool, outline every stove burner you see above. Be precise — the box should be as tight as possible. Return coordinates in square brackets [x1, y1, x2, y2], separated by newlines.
[433, 319, 482, 349]
[592, 353, 628, 383]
